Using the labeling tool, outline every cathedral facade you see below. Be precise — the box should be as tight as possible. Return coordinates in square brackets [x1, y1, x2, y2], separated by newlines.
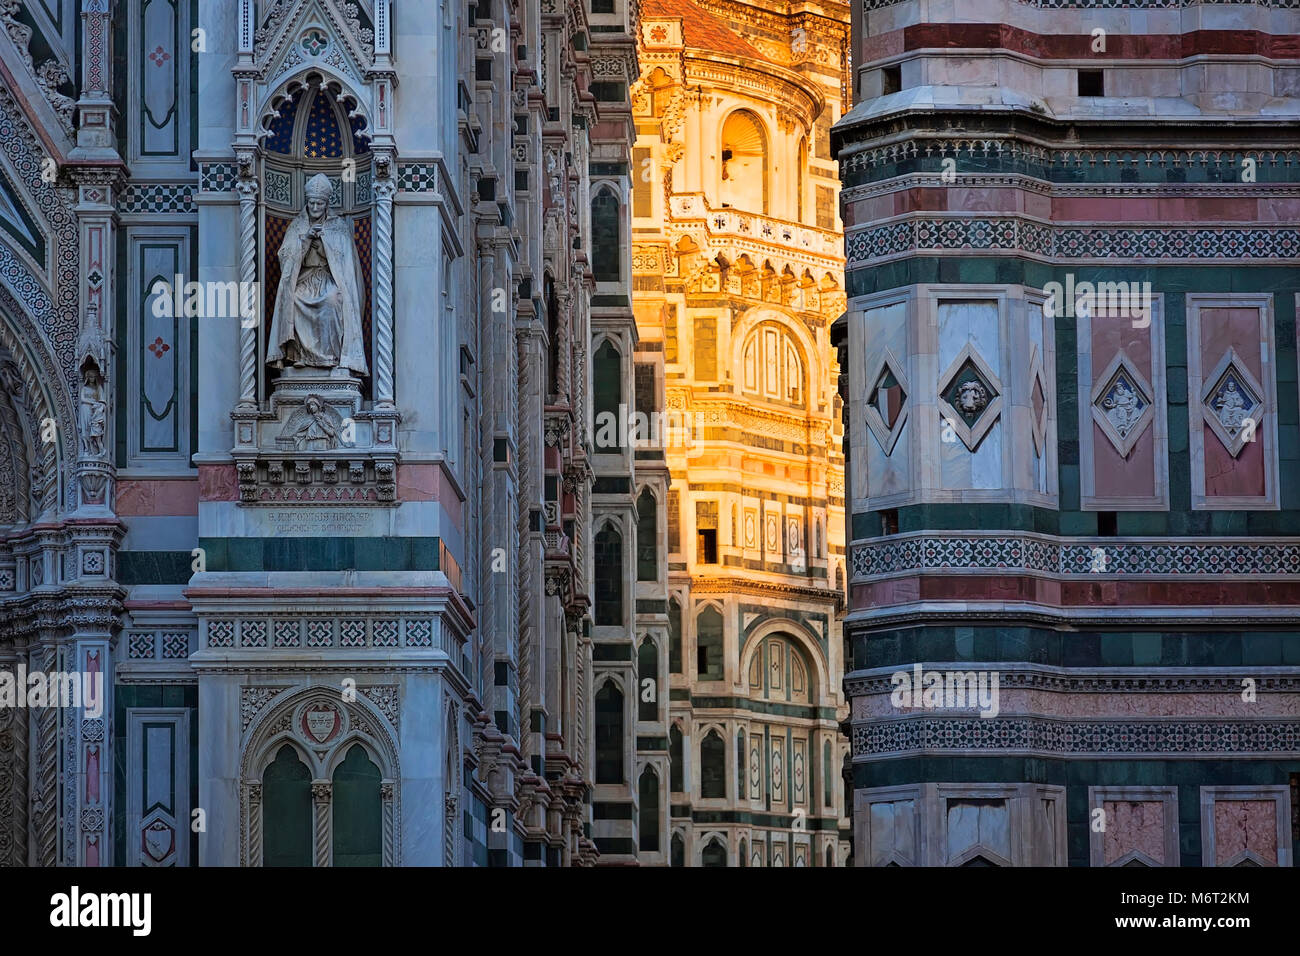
[628, 0, 852, 866]
[0, 0, 648, 867]
[836, 0, 1300, 865]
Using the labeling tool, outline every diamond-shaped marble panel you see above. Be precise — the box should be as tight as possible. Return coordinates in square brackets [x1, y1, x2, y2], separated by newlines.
[1090, 351, 1155, 459]
[936, 343, 1004, 451]
[942, 359, 997, 428]
[863, 347, 910, 455]
[1201, 349, 1265, 459]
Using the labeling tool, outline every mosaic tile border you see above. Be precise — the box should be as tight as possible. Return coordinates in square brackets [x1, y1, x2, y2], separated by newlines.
[119, 183, 196, 214]
[397, 161, 441, 193]
[202, 615, 454, 654]
[850, 533, 1300, 580]
[851, 716, 1300, 756]
[844, 670, 1300, 697]
[846, 217, 1300, 262]
[198, 162, 237, 193]
[862, 0, 1300, 10]
[839, 141, 1300, 185]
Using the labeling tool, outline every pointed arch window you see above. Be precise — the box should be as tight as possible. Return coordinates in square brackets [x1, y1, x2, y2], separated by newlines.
[696, 606, 723, 680]
[702, 838, 728, 867]
[545, 274, 561, 399]
[737, 730, 746, 799]
[636, 489, 658, 581]
[701, 730, 726, 799]
[262, 744, 312, 867]
[332, 744, 382, 866]
[592, 187, 621, 282]
[823, 739, 834, 809]
[638, 767, 660, 852]
[668, 598, 682, 674]
[594, 523, 623, 626]
[637, 637, 658, 722]
[595, 681, 625, 784]
[669, 724, 684, 793]
[593, 340, 623, 452]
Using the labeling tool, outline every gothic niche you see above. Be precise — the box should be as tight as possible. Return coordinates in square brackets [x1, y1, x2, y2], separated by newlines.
[234, 75, 397, 504]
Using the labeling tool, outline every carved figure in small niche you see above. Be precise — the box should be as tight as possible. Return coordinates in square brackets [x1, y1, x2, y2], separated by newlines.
[1103, 379, 1141, 436]
[1216, 379, 1247, 434]
[79, 361, 107, 458]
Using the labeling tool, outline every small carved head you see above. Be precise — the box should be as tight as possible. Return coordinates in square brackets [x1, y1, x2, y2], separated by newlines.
[304, 173, 332, 219]
[957, 380, 988, 415]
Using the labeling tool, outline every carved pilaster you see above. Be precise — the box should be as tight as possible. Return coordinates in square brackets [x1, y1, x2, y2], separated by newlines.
[556, 290, 572, 403]
[74, 0, 116, 153]
[71, 167, 124, 512]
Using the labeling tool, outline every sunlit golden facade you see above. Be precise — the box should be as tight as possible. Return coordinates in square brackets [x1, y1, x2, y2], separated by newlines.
[628, 0, 852, 867]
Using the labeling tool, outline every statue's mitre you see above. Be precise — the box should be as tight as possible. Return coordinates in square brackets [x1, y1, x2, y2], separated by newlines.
[304, 173, 332, 200]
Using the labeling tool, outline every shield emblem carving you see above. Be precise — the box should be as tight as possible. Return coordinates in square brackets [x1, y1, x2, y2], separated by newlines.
[304, 704, 339, 743]
[144, 820, 174, 862]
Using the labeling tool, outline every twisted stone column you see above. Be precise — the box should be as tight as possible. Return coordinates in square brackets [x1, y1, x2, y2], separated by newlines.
[517, 329, 533, 755]
[32, 644, 58, 866]
[312, 782, 331, 867]
[381, 782, 395, 867]
[443, 793, 456, 867]
[372, 174, 397, 408]
[247, 783, 262, 866]
[236, 174, 260, 408]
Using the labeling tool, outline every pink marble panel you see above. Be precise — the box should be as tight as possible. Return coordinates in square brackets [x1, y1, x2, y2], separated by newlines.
[1258, 198, 1300, 223]
[115, 478, 200, 515]
[947, 187, 1020, 214]
[1023, 191, 1051, 220]
[843, 194, 895, 226]
[1103, 801, 1165, 865]
[1204, 423, 1265, 497]
[1092, 313, 1153, 377]
[1093, 423, 1156, 498]
[1214, 800, 1277, 865]
[398, 463, 441, 502]
[197, 464, 239, 502]
[1201, 308, 1263, 380]
[1054, 196, 1159, 222]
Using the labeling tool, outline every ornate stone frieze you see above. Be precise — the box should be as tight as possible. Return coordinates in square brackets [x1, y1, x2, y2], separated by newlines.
[852, 716, 1300, 757]
[846, 217, 1300, 264]
[851, 532, 1300, 581]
